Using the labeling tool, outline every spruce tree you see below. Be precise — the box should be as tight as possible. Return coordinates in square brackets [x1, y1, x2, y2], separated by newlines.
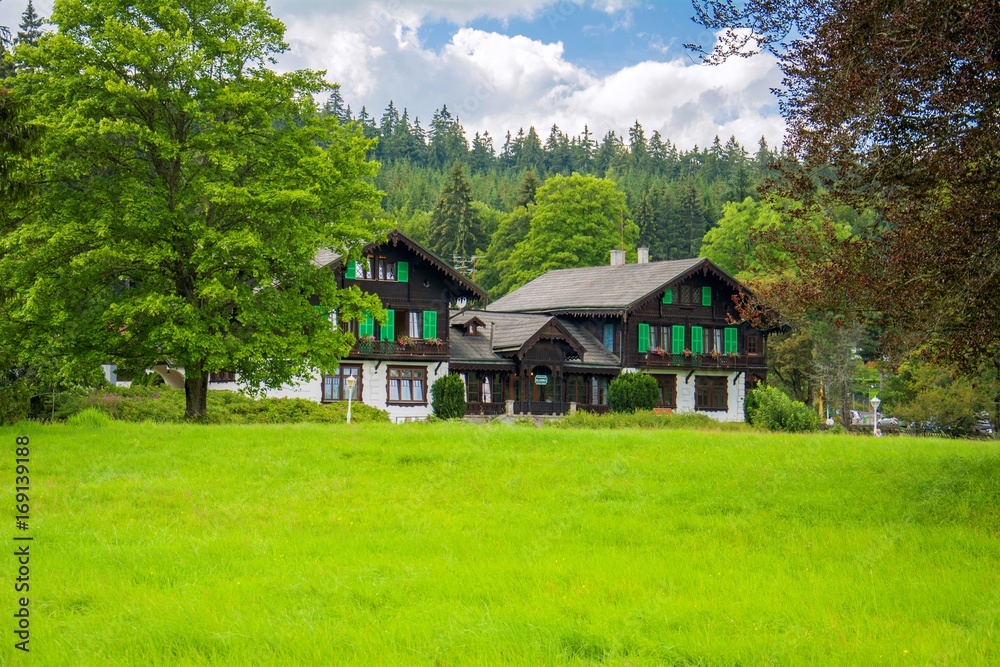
[427, 161, 483, 271]
[16, 0, 43, 47]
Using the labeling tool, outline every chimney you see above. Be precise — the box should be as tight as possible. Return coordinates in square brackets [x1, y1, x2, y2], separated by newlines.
[610, 249, 626, 266]
[637, 247, 649, 264]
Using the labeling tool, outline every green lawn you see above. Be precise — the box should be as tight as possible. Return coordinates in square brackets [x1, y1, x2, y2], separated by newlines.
[4, 420, 999, 665]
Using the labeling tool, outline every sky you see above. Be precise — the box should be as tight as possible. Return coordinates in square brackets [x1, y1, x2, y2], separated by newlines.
[0, 0, 785, 150]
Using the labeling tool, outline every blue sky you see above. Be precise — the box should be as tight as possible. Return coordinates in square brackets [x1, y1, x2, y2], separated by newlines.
[1, 0, 784, 150]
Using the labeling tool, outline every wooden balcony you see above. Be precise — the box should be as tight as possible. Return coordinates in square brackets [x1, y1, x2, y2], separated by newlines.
[350, 338, 449, 360]
[632, 352, 768, 372]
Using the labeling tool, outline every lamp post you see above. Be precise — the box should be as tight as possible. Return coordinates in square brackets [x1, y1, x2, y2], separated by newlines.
[346, 375, 357, 424]
[870, 395, 881, 436]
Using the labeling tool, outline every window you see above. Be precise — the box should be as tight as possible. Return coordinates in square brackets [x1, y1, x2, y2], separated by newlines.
[603, 323, 615, 351]
[323, 365, 361, 402]
[590, 377, 609, 405]
[646, 325, 670, 352]
[388, 367, 427, 404]
[707, 328, 723, 353]
[657, 375, 677, 408]
[354, 255, 406, 281]
[746, 334, 759, 355]
[210, 371, 236, 383]
[680, 284, 691, 304]
[408, 311, 421, 338]
[567, 376, 588, 404]
[695, 376, 728, 411]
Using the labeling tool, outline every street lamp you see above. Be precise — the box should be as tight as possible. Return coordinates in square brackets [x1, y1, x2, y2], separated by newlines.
[870, 395, 881, 436]
[346, 375, 357, 424]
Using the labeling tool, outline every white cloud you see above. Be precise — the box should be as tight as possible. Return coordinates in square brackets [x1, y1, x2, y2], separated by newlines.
[281, 11, 785, 149]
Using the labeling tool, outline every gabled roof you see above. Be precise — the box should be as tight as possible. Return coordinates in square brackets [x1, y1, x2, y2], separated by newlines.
[486, 257, 740, 314]
[313, 229, 486, 300]
[449, 310, 620, 368]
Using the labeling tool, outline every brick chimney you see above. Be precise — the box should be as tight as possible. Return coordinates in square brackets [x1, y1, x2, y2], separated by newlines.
[637, 247, 649, 264]
[610, 249, 626, 266]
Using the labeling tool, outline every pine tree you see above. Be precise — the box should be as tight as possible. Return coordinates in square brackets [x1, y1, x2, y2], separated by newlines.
[515, 170, 541, 208]
[16, 0, 42, 47]
[427, 161, 484, 270]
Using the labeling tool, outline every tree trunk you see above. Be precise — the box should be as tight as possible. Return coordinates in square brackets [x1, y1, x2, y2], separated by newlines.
[184, 365, 209, 420]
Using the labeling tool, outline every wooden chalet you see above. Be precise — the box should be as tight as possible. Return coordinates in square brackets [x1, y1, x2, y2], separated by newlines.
[274, 230, 486, 421]
[477, 249, 768, 420]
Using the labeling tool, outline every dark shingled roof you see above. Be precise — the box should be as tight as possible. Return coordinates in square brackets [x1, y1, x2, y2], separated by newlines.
[486, 257, 708, 313]
[311, 229, 486, 300]
[449, 311, 620, 368]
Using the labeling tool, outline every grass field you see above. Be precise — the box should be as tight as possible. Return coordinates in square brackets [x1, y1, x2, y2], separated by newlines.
[2, 419, 999, 665]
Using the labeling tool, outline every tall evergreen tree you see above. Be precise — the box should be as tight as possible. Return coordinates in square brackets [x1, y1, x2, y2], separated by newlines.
[429, 105, 468, 168]
[16, 0, 43, 47]
[427, 161, 483, 269]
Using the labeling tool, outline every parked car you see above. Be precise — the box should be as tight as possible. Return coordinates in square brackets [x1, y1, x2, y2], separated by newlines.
[973, 417, 994, 435]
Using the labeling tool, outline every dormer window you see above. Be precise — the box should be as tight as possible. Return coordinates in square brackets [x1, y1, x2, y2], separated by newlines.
[467, 322, 478, 335]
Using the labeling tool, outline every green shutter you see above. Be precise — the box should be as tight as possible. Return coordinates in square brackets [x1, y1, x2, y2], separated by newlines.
[691, 326, 704, 354]
[662, 288, 673, 305]
[702, 286, 712, 306]
[638, 323, 650, 353]
[397, 261, 408, 283]
[345, 260, 356, 280]
[672, 325, 685, 355]
[423, 310, 437, 339]
[725, 327, 738, 354]
[359, 312, 374, 338]
[380, 309, 395, 341]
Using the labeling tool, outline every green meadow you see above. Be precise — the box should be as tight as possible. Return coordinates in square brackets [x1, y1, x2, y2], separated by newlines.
[3, 420, 999, 665]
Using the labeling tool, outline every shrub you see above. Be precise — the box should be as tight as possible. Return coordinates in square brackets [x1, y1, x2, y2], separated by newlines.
[552, 409, 746, 431]
[745, 386, 818, 432]
[607, 372, 659, 413]
[66, 408, 112, 428]
[74, 386, 390, 424]
[431, 373, 466, 420]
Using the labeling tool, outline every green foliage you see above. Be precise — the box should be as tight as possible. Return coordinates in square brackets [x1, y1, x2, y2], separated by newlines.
[66, 407, 112, 429]
[427, 161, 484, 264]
[700, 196, 852, 282]
[607, 372, 660, 413]
[745, 385, 818, 432]
[2, 0, 384, 418]
[553, 409, 743, 430]
[73, 386, 389, 424]
[893, 363, 989, 436]
[430, 373, 466, 420]
[499, 174, 638, 294]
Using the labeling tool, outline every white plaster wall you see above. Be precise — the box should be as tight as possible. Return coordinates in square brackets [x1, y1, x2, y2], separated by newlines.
[362, 361, 449, 422]
[263, 375, 322, 401]
[674, 371, 745, 423]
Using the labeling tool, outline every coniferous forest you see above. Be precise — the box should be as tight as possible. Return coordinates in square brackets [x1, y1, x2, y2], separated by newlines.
[322, 90, 780, 298]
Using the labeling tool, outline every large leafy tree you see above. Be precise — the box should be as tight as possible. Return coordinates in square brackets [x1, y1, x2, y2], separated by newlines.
[498, 173, 638, 294]
[1, 0, 383, 418]
[692, 0, 1000, 370]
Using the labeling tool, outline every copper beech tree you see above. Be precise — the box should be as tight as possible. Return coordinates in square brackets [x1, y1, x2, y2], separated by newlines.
[691, 0, 1000, 371]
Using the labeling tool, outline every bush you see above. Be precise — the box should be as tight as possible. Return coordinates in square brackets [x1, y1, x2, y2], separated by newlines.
[552, 409, 746, 431]
[74, 386, 390, 424]
[745, 386, 818, 432]
[607, 372, 659, 413]
[431, 373, 466, 420]
[66, 408, 112, 428]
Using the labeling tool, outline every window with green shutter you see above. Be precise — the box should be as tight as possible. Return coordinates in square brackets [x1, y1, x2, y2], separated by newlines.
[691, 326, 704, 354]
[345, 260, 356, 280]
[397, 261, 408, 283]
[671, 325, 685, 354]
[702, 286, 712, 306]
[638, 323, 650, 353]
[359, 312, 374, 338]
[724, 327, 738, 354]
[662, 288, 673, 305]
[422, 310, 437, 339]
[380, 309, 395, 341]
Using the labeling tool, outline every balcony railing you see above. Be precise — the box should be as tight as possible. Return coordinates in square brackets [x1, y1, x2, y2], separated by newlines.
[634, 352, 767, 371]
[351, 338, 449, 359]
